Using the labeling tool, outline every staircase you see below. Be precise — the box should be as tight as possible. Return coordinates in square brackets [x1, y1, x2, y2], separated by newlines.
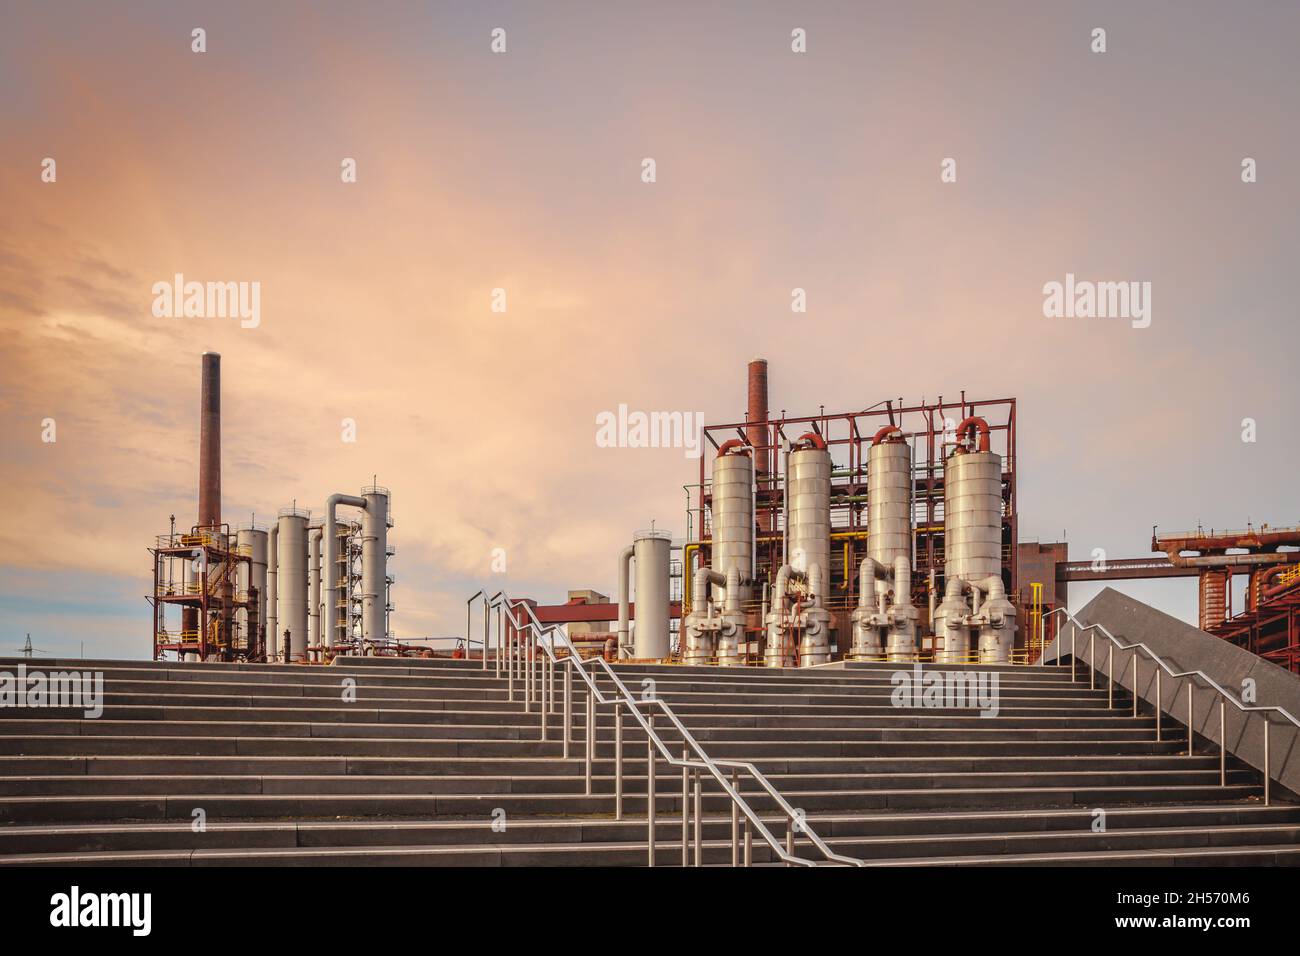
[1, 655, 1298, 866]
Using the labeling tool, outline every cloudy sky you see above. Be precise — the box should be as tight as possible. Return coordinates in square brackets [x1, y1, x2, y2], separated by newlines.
[1, 1, 1296, 659]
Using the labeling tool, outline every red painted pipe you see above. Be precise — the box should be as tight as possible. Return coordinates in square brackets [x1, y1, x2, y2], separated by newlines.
[716, 438, 751, 458]
[956, 416, 990, 452]
[793, 432, 827, 450]
[871, 425, 903, 446]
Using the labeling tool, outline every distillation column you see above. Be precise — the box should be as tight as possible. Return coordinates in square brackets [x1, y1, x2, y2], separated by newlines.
[276, 509, 310, 662]
[361, 486, 390, 646]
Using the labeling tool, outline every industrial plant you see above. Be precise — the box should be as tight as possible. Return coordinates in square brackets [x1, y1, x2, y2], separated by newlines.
[2, 351, 1299, 873]
[147, 353, 396, 664]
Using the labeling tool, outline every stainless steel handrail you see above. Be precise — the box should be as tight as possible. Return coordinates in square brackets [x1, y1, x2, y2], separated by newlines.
[481, 590, 863, 867]
[1045, 607, 1298, 805]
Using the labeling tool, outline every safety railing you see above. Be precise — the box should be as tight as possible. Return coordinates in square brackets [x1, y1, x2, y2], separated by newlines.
[1044, 607, 1300, 805]
[467, 589, 863, 867]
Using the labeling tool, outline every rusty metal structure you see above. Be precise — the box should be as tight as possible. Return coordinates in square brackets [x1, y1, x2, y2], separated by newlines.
[148, 354, 395, 663]
[677, 360, 1018, 662]
[1154, 524, 1300, 630]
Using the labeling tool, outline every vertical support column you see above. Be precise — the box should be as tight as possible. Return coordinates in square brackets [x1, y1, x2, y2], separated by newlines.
[1155, 668, 1162, 741]
[1264, 720, 1272, 806]
[681, 748, 689, 867]
[584, 690, 594, 795]
[646, 712, 656, 867]
[615, 705, 624, 820]
[1219, 696, 1227, 787]
[1131, 652, 1139, 718]
[562, 660, 572, 759]
[692, 770, 702, 867]
[730, 769, 739, 868]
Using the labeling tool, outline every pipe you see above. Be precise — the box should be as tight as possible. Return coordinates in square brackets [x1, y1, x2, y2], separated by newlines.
[693, 566, 727, 611]
[857, 557, 889, 609]
[716, 438, 748, 458]
[724, 566, 741, 614]
[1166, 551, 1300, 569]
[616, 544, 635, 656]
[893, 555, 911, 608]
[871, 424, 903, 446]
[956, 416, 990, 453]
[324, 493, 366, 650]
[266, 523, 278, 661]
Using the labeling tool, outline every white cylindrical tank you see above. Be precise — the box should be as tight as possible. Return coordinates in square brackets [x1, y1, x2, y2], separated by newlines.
[633, 529, 671, 658]
[787, 442, 831, 582]
[308, 528, 322, 650]
[868, 438, 911, 568]
[944, 449, 1003, 584]
[277, 509, 310, 661]
[361, 486, 390, 645]
[711, 448, 753, 603]
[236, 526, 268, 657]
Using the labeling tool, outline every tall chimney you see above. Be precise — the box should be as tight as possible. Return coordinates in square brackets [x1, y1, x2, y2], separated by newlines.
[745, 358, 770, 531]
[745, 357, 769, 474]
[198, 352, 221, 529]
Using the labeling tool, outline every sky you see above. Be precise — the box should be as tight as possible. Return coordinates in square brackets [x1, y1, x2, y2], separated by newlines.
[1, 1, 1297, 659]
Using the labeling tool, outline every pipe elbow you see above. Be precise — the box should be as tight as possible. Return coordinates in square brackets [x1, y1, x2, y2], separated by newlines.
[716, 438, 751, 458]
[956, 416, 991, 453]
[871, 425, 903, 446]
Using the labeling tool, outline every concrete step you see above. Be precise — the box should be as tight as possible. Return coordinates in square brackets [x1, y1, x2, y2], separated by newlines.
[4, 803, 1291, 855]
[0, 751, 1227, 778]
[0, 782, 1262, 824]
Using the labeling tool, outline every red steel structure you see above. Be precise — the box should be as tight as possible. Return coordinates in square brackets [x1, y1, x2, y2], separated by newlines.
[687, 383, 1018, 657]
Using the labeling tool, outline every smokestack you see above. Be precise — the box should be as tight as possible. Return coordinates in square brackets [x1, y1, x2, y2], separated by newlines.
[746, 357, 770, 531]
[745, 357, 768, 475]
[198, 352, 221, 529]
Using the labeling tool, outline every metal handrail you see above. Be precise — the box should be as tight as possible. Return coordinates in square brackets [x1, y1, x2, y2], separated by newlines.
[482, 590, 863, 867]
[1045, 606, 1299, 805]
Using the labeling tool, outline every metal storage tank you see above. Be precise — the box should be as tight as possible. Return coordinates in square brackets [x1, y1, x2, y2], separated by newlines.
[711, 446, 753, 603]
[867, 437, 911, 567]
[277, 509, 310, 661]
[361, 486, 390, 644]
[787, 439, 831, 582]
[236, 526, 268, 657]
[633, 529, 671, 658]
[944, 449, 1003, 584]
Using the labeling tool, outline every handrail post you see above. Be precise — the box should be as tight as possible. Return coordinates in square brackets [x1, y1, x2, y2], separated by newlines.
[1107, 643, 1114, 708]
[785, 817, 794, 867]
[482, 600, 489, 670]
[1131, 651, 1139, 718]
[562, 659, 572, 759]
[584, 690, 594, 795]
[615, 704, 624, 821]
[693, 769, 702, 867]
[681, 747, 689, 867]
[1089, 633, 1096, 690]
[730, 769, 740, 867]
[548, 652, 556, 715]
[647, 712, 656, 867]
[507, 623, 515, 702]
[495, 606, 502, 678]
[1219, 695, 1227, 787]
[540, 653, 549, 742]
[1155, 666, 1162, 741]
[744, 817, 752, 867]
[1187, 681, 1194, 756]
[1264, 719, 1272, 806]
[1071, 624, 1077, 683]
